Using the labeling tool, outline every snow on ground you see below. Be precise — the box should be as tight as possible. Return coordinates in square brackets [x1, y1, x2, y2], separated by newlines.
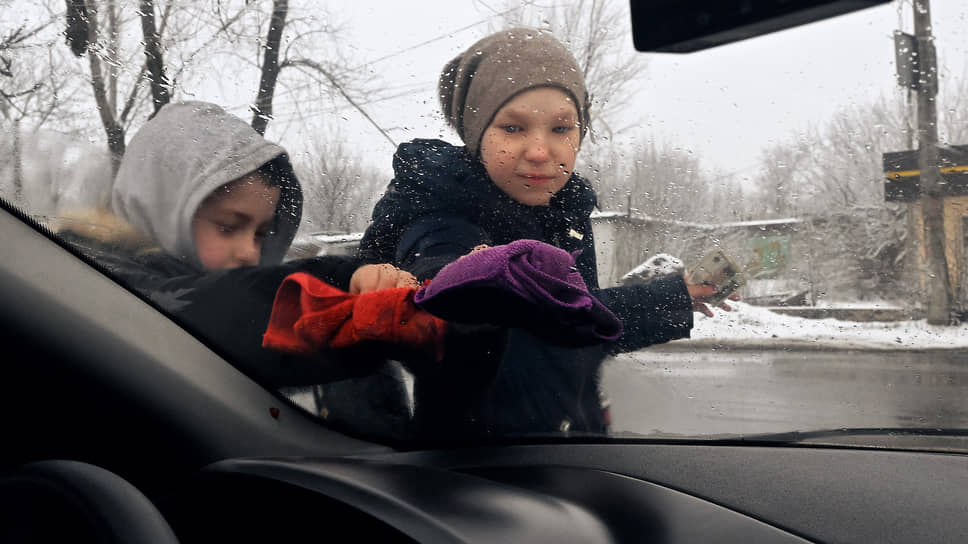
[675, 301, 968, 351]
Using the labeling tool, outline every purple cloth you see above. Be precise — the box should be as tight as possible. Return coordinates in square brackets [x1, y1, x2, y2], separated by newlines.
[414, 240, 623, 346]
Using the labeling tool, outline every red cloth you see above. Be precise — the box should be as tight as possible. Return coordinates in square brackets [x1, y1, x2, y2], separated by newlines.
[262, 272, 447, 362]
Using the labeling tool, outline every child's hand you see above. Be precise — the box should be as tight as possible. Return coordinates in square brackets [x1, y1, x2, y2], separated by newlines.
[686, 280, 740, 317]
[350, 264, 420, 294]
[457, 244, 490, 260]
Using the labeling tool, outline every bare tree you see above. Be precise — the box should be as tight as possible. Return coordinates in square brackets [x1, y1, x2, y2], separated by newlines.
[178, 1, 379, 141]
[755, 133, 815, 217]
[1, 13, 77, 207]
[7, 0, 379, 218]
[61, 0, 339, 165]
[250, 0, 287, 134]
[752, 66, 968, 220]
[78, 1, 125, 166]
[256, 4, 387, 143]
[63, 0, 176, 171]
[295, 127, 386, 234]
[938, 74, 968, 146]
[594, 140, 732, 225]
[752, 94, 913, 217]
[631, 143, 715, 222]
[138, 0, 170, 116]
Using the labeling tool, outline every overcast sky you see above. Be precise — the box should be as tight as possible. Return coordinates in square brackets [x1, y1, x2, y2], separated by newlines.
[6, 0, 965, 180]
[265, 0, 968, 179]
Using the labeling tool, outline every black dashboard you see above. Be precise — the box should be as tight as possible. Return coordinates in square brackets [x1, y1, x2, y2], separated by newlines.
[2, 190, 966, 544]
[152, 443, 967, 543]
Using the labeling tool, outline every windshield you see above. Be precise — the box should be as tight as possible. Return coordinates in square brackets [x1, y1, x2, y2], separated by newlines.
[3, 0, 966, 452]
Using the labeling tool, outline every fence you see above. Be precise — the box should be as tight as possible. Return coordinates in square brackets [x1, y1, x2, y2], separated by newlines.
[591, 208, 917, 306]
[291, 207, 921, 307]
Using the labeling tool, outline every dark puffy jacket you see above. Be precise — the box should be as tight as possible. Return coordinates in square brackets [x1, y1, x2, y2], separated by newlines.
[360, 139, 693, 437]
[58, 220, 507, 443]
[58, 225, 376, 387]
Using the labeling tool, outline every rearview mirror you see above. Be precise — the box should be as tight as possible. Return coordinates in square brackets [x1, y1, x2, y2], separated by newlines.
[630, 0, 891, 53]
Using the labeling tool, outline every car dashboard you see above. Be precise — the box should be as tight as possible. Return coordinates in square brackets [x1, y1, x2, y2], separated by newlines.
[1, 181, 966, 543]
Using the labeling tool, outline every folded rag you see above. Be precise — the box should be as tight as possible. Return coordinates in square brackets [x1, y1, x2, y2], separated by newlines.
[262, 272, 447, 362]
[413, 240, 622, 346]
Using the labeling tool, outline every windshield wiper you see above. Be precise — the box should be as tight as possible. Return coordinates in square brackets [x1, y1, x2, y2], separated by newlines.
[732, 427, 968, 444]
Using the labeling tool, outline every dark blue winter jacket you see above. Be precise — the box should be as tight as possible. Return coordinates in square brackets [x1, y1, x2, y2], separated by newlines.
[361, 139, 693, 353]
[359, 139, 693, 437]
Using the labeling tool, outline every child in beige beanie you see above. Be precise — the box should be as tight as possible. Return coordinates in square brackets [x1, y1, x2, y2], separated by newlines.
[359, 28, 726, 439]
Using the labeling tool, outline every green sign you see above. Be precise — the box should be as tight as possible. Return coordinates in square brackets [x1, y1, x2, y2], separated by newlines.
[747, 236, 789, 279]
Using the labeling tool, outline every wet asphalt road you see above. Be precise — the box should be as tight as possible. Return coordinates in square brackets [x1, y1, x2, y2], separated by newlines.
[602, 347, 968, 438]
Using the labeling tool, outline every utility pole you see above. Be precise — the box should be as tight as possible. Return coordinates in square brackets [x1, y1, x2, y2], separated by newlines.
[913, 0, 952, 324]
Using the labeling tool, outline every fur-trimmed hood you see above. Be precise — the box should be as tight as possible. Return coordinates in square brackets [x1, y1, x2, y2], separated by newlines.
[49, 208, 157, 255]
[49, 207, 200, 279]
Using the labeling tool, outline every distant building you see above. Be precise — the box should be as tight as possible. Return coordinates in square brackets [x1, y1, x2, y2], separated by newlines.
[883, 145, 968, 311]
[288, 209, 916, 307]
[591, 209, 913, 307]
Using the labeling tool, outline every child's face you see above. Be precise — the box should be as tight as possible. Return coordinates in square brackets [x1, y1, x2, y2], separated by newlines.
[479, 87, 580, 206]
[191, 173, 280, 270]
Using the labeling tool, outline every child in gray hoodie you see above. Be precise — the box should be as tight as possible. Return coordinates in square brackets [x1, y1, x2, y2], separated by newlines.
[57, 101, 420, 389]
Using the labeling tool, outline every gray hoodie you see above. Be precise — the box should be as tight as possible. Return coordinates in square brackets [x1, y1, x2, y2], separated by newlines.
[112, 101, 302, 270]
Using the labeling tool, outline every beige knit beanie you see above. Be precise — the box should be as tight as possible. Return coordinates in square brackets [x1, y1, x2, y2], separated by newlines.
[438, 27, 590, 156]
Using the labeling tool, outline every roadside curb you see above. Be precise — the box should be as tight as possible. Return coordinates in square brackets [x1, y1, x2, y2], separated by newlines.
[646, 338, 964, 352]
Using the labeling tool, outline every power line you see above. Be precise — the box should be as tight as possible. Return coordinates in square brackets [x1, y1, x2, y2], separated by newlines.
[720, 164, 759, 178]
[250, 1, 538, 149]
[270, 77, 432, 107]
[348, 2, 530, 71]
[473, 0, 504, 16]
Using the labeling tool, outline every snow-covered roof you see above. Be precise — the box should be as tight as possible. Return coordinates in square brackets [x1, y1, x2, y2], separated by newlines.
[590, 210, 803, 230]
[714, 218, 803, 228]
[589, 210, 628, 219]
[299, 216, 805, 245]
[590, 211, 711, 228]
[301, 232, 364, 244]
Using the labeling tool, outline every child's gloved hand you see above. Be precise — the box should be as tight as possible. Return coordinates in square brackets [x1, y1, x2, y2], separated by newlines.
[350, 263, 419, 294]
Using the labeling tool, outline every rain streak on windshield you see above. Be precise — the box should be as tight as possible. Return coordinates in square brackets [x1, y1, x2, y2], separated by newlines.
[1, 0, 966, 450]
